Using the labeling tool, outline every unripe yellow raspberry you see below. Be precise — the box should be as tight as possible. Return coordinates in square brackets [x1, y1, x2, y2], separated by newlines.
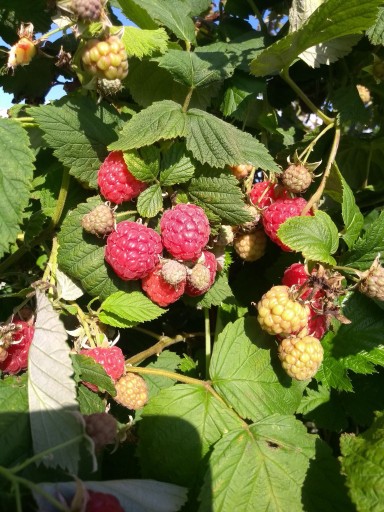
[256, 285, 310, 336]
[278, 335, 324, 380]
[114, 373, 148, 410]
[234, 230, 266, 262]
[8, 37, 36, 69]
[81, 36, 128, 80]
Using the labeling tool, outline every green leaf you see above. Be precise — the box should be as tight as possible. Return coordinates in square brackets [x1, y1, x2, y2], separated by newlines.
[250, 0, 383, 76]
[221, 73, 266, 118]
[325, 164, 364, 248]
[315, 332, 353, 392]
[187, 175, 254, 225]
[144, 351, 182, 399]
[341, 211, 384, 270]
[29, 97, 121, 188]
[210, 317, 307, 421]
[340, 411, 384, 512]
[160, 143, 195, 186]
[138, 385, 242, 487]
[71, 354, 116, 396]
[330, 85, 370, 126]
[99, 291, 165, 328]
[28, 292, 84, 473]
[367, 7, 384, 44]
[76, 384, 106, 415]
[122, 27, 168, 58]
[278, 210, 339, 265]
[58, 197, 134, 299]
[123, 147, 160, 182]
[0, 376, 30, 466]
[154, 50, 232, 88]
[109, 100, 188, 152]
[0, 118, 34, 258]
[137, 184, 163, 218]
[199, 415, 316, 512]
[195, 273, 233, 308]
[117, 0, 158, 29]
[186, 109, 280, 171]
[297, 384, 331, 416]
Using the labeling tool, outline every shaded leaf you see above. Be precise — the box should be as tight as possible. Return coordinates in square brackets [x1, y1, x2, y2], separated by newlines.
[160, 143, 195, 186]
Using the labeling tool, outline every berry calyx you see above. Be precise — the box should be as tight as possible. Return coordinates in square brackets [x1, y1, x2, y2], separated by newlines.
[281, 164, 313, 194]
[160, 203, 210, 261]
[233, 230, 267, 262]
[185, 250, 217, 296]
[114, 373, 149, 410]
[81, 204, 115, 237]
[83, 412, 117, 452]
[262, 197, 311, 251]
[97, 78, 123, 96]
[358, 257, 384, 301]
[278, 335, 324, 381]
[237, 204, 261, 233]
[85, 490, 124, 512]
[98, 151, 147, 204]
[256, 285, 310, 337]
[105, 221, 163, 280]
[0, 320, 35, 375]
[81, 36, 129, 80]
[79, 346, 125, 392]
[142, 262, 186, 307]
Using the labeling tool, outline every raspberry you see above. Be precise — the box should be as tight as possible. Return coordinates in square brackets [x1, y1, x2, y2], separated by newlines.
[250, 181, 288, 209]
[216, 225, 234, 246]
[238, 205, 261, 233]
[278, 335, 324, 381]
[97, 78, 122, 96]
[358, 258, 384, 301]
[160, 259, 187, 287]
[230, 163, 253, 180]
[281, 164, 312, 194]
[114, 373, 149, 410]
[98, 151, 147, 204]
[0, 320, 35, 375]
[185, 250, 217, 296]
[79, 346, 125, 392]
[72, 0, 102, 21]
[142, 262, 186, 307]
[256, 285, 310, 337]
[160, 203, 210, 261]
[81, 36, 129, 80]
[262, 197, 311, 251]
[84, 412, 117, 452]
[86, 490, 124, 512]
[8, 37, 36, 69]
[307, 308, 327, 340]
[105, 221, 162, 280]
[81, 204, 115, 237]
[233, 230, 266, 262]
[282, 262, 309, 288]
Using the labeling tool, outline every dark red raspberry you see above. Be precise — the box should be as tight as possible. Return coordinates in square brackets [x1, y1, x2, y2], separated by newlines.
[85, 490, 124, 512]
[98, 151, 147, 204]
[72, 0, 102, 22]
[0, 320, 35, 375]
[105, 221, 163, 280]
[84, 412, 117, 452]
[262, 197, 311, 251]
[141, 263, 186, 307]
[79, 346, 125, 392]
[250, 181, 289, 209]
[160, 204, 210, 261]
[185, 250, 217, 296]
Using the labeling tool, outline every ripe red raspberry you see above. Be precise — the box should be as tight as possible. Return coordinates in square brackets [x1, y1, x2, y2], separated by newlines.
[86, 490, 124, 512]
[281, 164, 313, 194]
[98, 151, 147, 204]
[256, 285, 310, 337]
[282, 263, 309, 287]
[72, 0, 103, 22]
[79, 346, 125, 392]
[114, 373, 149, 410]
[278, 335, 324, 381]
[8, 37, 36, 69]
[262, 197, 311, 251]
[84, 412, 117, 452]
[233, 230, 266, 262]
[185, 250, 217, 296]
[250, 181, 288, 209]
[160, 204, 210, 261]
[105, 221, 162, 280]
[81, 204, 115, 237]
[81, 36, 129, 80]
[0, 320, 35, 375]
[141, 262, 186, 307]
[307, 309, 327, 340]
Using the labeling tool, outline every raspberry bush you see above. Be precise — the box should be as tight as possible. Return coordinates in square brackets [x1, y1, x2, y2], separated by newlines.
[1, 1, 384, 511]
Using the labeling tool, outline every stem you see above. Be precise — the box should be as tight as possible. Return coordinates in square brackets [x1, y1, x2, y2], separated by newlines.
[37, 22, 76, 42]
[13, 482, 22, 512]
[125, 334, 185, 366]
[302, 124, 341, 215]
[280, 68, 333, 126]
[115, 210, 137, 218]
[131, 325, 162, 341]
[42, 237, 59, 284]
[182, 88, 194, 112]
[50, 168, 70, 229]
[204, 309, 211, 379]
[362, 142, 373, 188]
[75, 304, 96, 348]
[247, 0, 268, 35]
[298, 122, 335, 163]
